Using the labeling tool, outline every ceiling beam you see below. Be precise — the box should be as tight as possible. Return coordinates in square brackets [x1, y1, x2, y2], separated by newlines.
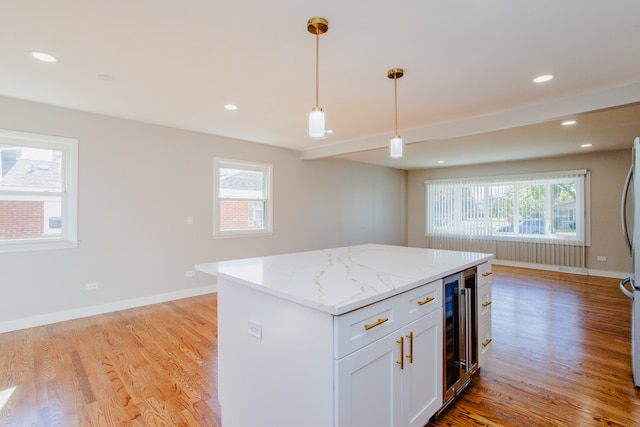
[300, 81, 640, 160]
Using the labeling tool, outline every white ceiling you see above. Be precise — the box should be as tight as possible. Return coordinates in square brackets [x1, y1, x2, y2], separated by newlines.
[1, 0, 639, 170]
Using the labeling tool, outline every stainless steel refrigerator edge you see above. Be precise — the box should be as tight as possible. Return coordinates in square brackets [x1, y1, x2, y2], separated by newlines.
[620, 136, 640, 388]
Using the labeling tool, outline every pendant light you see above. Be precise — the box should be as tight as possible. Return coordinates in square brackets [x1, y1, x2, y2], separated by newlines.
[388, 68, 404, 158]
[307, 17, 328, 139]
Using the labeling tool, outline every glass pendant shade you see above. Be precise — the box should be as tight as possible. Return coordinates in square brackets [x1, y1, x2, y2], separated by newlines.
[390, 136, 404, 158]
[308, 108, 326, 139]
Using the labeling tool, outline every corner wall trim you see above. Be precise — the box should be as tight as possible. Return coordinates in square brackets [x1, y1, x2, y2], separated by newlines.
[0, 284, 218, 334]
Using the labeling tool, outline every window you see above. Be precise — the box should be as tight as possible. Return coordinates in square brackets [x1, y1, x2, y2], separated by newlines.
[0, 128, 79, 252]
[213, 157, 272, 238]
[425, 170, 589, 245]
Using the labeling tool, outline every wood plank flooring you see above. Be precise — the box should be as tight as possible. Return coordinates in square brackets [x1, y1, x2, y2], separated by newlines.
[0, 296, 220, 426]
[0, 265, 639, 426]
[429, 266, 640, 427]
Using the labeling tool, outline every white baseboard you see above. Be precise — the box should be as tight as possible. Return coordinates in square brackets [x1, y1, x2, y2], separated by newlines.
[2, 259, 629, 334]
[492, 259, 629, 280]
[0, 284, 217, 334]
[582, 268, 629, 280]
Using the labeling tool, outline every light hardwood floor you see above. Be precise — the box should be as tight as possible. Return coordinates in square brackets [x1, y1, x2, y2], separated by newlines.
[429, 266, 640, 426]
[1, 266, 639, 426]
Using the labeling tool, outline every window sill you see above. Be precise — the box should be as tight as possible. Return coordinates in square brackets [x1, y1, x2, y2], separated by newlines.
[214, 230, 273, 239]
[0, 240, 80, 253]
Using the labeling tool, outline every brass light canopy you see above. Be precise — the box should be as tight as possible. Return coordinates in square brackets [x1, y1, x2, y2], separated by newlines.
[387, 68, 404, 80]
[307, 17, 328, 35]
[307, 17, 329, 139]
[388, 67, 405, 158]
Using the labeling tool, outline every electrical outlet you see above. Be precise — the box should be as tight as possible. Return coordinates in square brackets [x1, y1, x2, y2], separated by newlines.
[187, 215, 193, 225]
[248, 320, 262, 339]
[597, 256, 607, 262]
[85, 282, 99, 291]
[186, 270, 195, 277]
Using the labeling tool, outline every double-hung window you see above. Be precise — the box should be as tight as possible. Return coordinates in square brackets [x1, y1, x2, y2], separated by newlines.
[213, 157, 272, 238]
[0, 128, 79, 252]
[425, 170, 589, 245]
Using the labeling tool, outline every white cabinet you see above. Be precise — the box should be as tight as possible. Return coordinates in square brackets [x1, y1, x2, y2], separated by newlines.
[335, 281, 443, 427]
[208, 248, 493, 427]
[402, 309, 443, 427]
[335, 328, 402, 427]
[477, 262, 493, 366]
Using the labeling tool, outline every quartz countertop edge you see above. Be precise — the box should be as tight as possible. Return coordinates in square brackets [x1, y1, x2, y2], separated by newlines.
[196, 244, 494, 316]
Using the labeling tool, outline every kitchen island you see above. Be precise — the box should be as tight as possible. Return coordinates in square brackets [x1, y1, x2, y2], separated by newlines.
[196, 244, 493, 427]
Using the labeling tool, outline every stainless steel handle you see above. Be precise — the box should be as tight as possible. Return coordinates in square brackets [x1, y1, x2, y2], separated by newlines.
[620, 277, 635, 300]
[458, 289, 469, 372]
[622, 164, 633, 255]
[464, 288, 472, 373]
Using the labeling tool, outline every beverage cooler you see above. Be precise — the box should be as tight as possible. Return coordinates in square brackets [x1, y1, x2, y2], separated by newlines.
[441, 267, 479, 410]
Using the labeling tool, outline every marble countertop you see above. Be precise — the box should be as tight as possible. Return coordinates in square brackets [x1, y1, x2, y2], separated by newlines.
[196, 244, 493, 315]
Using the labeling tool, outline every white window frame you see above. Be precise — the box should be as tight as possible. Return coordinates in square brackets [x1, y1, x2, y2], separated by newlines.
[424, 170, 591, 246]
[0, 128, 79, 253]
[213, 157, 273, 238]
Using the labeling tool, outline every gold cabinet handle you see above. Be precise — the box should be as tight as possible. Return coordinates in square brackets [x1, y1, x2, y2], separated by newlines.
[482, 301, 492, 307]
[405, 331, 413, 364]
[364, 317, 389, 330]
[417, 296, 435, 306]
[482, 338, 492, 347]
[482, 271, 492, 277]
[396, 336, 404, 370]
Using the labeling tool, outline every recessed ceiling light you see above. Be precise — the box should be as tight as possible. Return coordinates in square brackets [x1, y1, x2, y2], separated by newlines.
[581, 143, 592, 148]
[437, 160, 445, 164]
[224, 104, 238, 111]
[561, 120, 576, 126]
[533, 74, 554, 83]
[31, 51, 57, 63]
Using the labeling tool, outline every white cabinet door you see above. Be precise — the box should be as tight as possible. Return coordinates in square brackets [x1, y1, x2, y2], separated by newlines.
[477, 278, 493, 367]
[335, 331, 402, 427]
[479, 318, 493, 365]
[336, 308, 443, 427]
[402, 308, 443, 427]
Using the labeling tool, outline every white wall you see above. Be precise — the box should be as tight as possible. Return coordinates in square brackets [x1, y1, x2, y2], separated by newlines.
[0, 96, 407, 331]
[407, 149, 633, 277]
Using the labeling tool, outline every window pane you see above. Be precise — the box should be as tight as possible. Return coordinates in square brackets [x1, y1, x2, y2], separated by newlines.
[461, 185, 485, 235]
[425, 171, 586, 245]
[552, 181, 577, 237]
[428, 186, 454, 234]
[219, 200, 265, 231]
[0, 145, 62, 191]
[214, 157, 272, 237]
[219, 168, 264, 199]
[0, 196, 62, 240]
[490, 184, 513, 233]
[517, 183, 546, 235]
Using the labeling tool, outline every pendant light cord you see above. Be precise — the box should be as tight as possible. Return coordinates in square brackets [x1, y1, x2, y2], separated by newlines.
[394, 74, 398, 136]
[315, 30, 320, 109]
